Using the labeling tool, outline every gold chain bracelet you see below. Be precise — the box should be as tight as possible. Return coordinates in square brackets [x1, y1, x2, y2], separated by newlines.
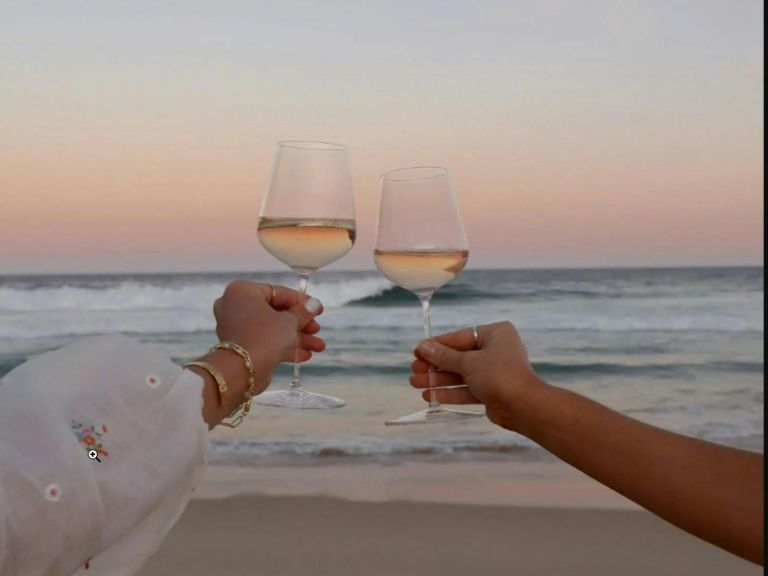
[210, 341, 257, 428]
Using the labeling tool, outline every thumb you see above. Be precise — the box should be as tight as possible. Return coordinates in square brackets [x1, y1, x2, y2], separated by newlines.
[415, 339, 466, 373]
[289, 297, 323, 330]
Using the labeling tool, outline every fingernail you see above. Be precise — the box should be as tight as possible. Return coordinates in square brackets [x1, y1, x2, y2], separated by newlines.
[418, 340, 436, 356]
[304, 297, 321, 313]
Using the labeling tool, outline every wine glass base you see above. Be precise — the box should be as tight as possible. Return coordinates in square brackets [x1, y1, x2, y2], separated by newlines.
[253, 388, 346, 409]
[385, 406, 485, 426]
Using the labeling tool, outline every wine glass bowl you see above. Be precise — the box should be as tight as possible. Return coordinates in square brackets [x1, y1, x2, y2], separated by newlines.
[374, 166, 484, 425]
[254, 141, 355, 409]
[258, 217, 356, 276]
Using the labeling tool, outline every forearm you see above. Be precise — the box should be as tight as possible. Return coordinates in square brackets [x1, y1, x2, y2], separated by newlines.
[516, 380, 764, 564]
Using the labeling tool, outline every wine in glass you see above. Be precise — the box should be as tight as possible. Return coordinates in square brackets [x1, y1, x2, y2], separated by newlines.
[255, 141, 355, 409]
[374, 166, 484, 425]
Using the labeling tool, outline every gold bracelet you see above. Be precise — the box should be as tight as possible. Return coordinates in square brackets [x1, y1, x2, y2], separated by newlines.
[184, 361, 228, 407]
[210, 341, 257, 428]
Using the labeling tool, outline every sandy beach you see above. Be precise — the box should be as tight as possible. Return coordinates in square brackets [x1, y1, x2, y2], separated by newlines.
[135, 459, 761, 576]
[138, 494, 760, 576]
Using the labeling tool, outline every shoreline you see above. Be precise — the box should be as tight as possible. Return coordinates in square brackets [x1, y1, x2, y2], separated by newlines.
[197, 438, 763, 508]
[194, 456, 640, 509]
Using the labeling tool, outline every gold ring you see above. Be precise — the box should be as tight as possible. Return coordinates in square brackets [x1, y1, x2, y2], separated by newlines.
[267, 283, 276, 304]
[471, 326, 479, 349]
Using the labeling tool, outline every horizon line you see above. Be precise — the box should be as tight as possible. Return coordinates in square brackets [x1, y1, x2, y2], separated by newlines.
[1, 262, 763, 278]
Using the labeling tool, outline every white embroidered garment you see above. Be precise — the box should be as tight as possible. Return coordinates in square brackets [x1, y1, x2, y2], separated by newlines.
[0, 335, 209, 576]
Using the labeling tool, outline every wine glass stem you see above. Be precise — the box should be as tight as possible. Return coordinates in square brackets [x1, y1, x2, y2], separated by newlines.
[291, 273, 311, 391]
[419, 294, 440, 410]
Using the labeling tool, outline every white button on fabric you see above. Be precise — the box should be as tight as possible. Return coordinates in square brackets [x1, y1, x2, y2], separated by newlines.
[145, 374, 161, 388]
[44, 483, 61, 502]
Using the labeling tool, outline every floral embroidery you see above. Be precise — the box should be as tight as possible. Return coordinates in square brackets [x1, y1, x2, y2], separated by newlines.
[71, 421, 109, 458]
[44, 483, 61, 502]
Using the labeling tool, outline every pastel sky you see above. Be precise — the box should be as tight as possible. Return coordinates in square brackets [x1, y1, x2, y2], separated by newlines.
[1, 0, 763, 273]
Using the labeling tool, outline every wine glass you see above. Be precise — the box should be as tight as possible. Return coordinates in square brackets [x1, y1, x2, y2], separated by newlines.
[255, 140, 356, 409]
[374, 166, 484, 425]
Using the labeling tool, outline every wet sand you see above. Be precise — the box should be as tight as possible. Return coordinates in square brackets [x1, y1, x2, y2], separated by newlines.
[138, 494, 760, 576]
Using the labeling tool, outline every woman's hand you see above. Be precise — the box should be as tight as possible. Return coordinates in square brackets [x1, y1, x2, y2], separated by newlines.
[214, 280, 325, 366]
[196, 280, 326, 427]
[410, 321, 545, 431]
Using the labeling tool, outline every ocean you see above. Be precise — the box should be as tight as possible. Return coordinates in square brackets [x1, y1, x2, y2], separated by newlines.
[0, 267, 763, 463]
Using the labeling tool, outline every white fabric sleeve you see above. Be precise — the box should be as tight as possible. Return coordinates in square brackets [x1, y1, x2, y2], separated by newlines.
[0, 334, 209, 576]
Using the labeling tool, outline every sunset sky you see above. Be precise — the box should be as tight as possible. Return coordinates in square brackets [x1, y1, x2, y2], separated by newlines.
[1, 0, 763, 274]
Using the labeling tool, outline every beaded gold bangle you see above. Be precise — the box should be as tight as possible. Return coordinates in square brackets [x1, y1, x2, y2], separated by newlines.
[210, 341, 257, 428]
[183, 361, 228, 407]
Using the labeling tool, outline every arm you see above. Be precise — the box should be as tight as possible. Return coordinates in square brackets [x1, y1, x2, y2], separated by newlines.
[519, 381, 763, 564]
[0, 335, 210, 576]
[411, 322, 764, 565]
[0, 281, 325, 575]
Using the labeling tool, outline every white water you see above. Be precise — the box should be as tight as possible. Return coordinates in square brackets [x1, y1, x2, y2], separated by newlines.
[0, 273, 762, 339]
[1, 269, 763, 459]
[0, 276, 393, 338]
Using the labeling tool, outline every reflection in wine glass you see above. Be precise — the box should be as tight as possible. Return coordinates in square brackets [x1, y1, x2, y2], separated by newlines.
[255, 141, 356, 409]
[374, 166, 484, 425]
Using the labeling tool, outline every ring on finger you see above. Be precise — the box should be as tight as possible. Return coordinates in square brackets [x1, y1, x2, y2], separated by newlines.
[471, 326, 479, 349]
